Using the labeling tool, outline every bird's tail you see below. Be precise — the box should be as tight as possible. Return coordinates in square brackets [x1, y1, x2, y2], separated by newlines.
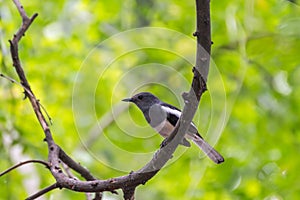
[192, 136, 224, 164]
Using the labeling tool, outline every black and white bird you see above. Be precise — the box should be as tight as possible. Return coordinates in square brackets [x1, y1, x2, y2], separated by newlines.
[122, 92, 224, 164]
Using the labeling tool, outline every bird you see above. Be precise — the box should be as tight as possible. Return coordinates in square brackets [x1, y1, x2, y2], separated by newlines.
[122, 92, 224, 164]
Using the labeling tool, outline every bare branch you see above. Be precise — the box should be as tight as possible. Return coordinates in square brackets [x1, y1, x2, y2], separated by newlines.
[123, 187, 135, 200]
[59, 148, 103, 199]
[0, 160, 49, 177]
[0, 72, 34, 98]
[12, 0, 38, 43]
[0, 73, 18, 84]
[60, 163, 103, 200]
[194, 0, 211, 82]
[94, 193, 103, 200]
[8, 5, 62, 198]
[25, 183, 59, 200]
[8, 0, 169, 196]
[163, 0, 210, 154]
[6, 0, 214, 199]
[58, 148, 96, 181]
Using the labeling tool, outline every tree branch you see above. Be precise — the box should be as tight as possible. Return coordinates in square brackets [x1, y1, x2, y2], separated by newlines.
[122, 187, 135, 200]
[8, 0, 102, 199]
[5, 0, 214, 199]
[164, 0, 210, 154]
[58, 148, 104, 199]
[0, 73, 19, 84]
[25, 183, 59, 200]
[194, 0, 211, 82]
[0, 160, 49, 177]
[11, 0, 38, 43]
[58, 148, 96, 181]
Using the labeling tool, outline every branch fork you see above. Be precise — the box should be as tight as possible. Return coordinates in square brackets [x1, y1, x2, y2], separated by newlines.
[1, 0, 213, 199]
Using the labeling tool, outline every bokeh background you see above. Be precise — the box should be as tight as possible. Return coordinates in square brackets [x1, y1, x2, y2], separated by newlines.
[1, 0, 300, 199]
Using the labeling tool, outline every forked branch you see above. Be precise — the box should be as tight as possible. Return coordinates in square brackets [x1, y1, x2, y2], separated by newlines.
[2, 0, 212, 199]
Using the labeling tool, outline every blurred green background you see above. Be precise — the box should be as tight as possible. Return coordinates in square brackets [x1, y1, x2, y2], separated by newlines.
[1, 0, 300, 199]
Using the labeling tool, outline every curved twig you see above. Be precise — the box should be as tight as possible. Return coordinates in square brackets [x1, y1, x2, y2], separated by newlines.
[0, 160, 49, 177]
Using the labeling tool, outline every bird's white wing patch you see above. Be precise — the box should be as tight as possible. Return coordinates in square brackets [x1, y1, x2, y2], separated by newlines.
[161, 106, 181, 118]
[161, 105, 197, 126]
[161, 105, 198, 133]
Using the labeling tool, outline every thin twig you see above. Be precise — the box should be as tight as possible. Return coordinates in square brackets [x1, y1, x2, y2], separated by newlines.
[25, 183, 59, 200]
[39, 102, 53, 125]
[0, 72, 34, 96]
[0, 73, 18, 83]
[0, 160, 49, 177]
[12, 0, 28, 19]
[12, 0, 38, 43]
[0, 73, 52, 124]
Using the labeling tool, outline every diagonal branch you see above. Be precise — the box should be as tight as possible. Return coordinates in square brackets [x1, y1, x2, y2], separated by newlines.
[58, 148, 97, 181]
[26, 183, 59, 200]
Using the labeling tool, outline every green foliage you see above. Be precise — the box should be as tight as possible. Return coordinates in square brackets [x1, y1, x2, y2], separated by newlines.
[1, 0, 299, 199]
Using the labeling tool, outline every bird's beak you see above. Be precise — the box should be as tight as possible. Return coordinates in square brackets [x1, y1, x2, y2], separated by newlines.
[122, 98, 132, 102]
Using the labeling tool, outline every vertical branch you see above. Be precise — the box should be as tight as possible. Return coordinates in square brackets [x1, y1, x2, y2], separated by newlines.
[194, 0, 211, 83]
[166, 0, 211, 145]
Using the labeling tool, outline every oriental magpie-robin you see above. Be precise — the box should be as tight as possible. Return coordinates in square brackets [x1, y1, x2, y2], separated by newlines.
[122, 92, 224, 164]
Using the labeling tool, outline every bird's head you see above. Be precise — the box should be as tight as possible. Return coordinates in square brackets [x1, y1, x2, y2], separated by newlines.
[122, 92, 160, 111]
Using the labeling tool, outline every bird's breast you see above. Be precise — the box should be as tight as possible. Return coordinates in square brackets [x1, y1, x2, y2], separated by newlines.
[153, 120, 175, 138]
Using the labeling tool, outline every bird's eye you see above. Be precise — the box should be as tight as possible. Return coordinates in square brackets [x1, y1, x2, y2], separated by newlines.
[137, 95, 143, 100]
